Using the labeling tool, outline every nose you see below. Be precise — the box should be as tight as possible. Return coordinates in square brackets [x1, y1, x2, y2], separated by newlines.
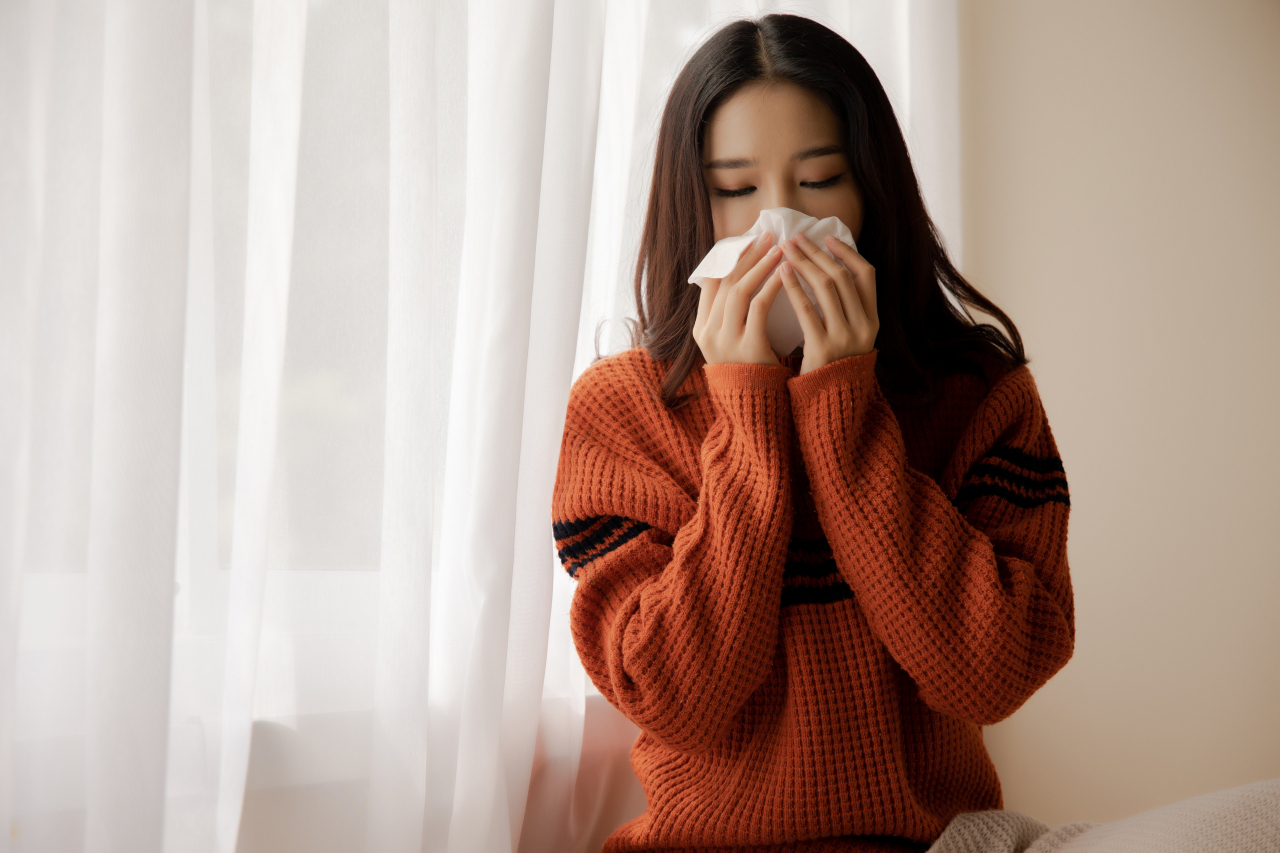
[759, 178, 801, 214]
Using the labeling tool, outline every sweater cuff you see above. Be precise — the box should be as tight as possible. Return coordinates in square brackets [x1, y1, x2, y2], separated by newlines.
[702, 363, 793, 445]
[702, 362, 793, 396]
[786, 351, 878, 408]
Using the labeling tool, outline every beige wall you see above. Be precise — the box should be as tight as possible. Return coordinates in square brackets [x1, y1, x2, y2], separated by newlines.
[958, 0, 1280, 826]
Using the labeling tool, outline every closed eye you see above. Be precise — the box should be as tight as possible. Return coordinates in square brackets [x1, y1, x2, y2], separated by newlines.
[801, 173, 846, 189]
[711, 172, 847, 198]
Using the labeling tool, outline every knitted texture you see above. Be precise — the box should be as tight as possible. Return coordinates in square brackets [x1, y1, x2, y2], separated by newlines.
[1034, 777, 1280, 853]
[551, 348, 1075, 852]
[927, 809, 1061, 853]
[926, 776, 1280, 852]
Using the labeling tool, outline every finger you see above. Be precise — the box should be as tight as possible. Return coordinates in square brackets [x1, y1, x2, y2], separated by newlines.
[694, 277, 719, 339]
[723, 231, 774, 287]
[780, 238, 846, 328]
[706, 273, 732, 341]
[738, 243, 784, 300]
[724, 244, 782, 329]
[793, 231, 862, 325]
[779, 260, 825, 345]
[708, 233, 770, 335]
[823, 234, 877, 322]
[744, 265, 784, 340]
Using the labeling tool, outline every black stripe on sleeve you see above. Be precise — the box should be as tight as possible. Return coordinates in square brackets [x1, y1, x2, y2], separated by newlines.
[553, 515, 603, 541]
[966, 462, 1069, 493]
[955, 483, 1070, 509]
[783, 556, 839, 579]
[782, 582, 854, 607]
[554, 516, 652, 578]
[556, 516, 630, 562]
[786, 535, 832, 554]
[783, 533, 839, 579]
[984, 446, 1066, 474]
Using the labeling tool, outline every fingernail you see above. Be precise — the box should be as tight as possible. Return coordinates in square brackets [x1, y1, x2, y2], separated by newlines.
[796, 232, 811, 244]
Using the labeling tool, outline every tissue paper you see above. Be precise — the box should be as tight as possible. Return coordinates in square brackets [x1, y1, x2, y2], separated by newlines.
[688, 207, 855, 355]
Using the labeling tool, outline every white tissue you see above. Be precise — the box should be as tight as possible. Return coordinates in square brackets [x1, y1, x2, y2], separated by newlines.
[688, 207, 855, 355]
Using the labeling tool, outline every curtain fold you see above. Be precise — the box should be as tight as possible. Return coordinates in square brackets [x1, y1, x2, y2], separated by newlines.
[0, 2, 956, 851]
[503, 0, 608, 848]
[362, 0, 442, 847]
[213, 0, 308, 850]
[426, 0, 559, 847]
[84, 2, 193, 849]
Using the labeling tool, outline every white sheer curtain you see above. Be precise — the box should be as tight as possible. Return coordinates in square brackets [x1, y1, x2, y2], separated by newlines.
[0, 1, 959, 851]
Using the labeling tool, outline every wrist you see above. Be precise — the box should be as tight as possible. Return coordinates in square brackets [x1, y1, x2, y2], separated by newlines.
[704, 361, 793, 393]
[788, 350, 878, 405]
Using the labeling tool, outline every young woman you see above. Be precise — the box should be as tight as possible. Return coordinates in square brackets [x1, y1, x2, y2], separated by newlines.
[552, 14, 1073, 853]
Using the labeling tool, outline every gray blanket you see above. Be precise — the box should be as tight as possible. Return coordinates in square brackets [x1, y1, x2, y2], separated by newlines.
[927, 777, 1280, 853]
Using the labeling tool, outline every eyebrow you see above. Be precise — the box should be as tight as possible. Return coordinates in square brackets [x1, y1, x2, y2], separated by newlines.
[703, 145, 845, 170]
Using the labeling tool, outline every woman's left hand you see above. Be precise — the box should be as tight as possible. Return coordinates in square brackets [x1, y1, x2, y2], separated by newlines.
[779, 231, 879, 375]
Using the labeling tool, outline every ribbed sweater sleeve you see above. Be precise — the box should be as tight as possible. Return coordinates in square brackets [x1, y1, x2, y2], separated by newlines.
[787, 352, 1075, 725]
[552, 360, 794, 752]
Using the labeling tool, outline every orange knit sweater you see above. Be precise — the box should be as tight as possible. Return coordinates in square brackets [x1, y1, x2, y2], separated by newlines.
[551, 348, 1074, 853]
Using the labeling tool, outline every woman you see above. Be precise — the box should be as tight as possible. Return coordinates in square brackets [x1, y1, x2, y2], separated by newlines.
[551, 14, 1073, 852]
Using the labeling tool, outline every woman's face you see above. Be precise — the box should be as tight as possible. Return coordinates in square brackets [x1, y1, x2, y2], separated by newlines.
[702, 81, 864, 243]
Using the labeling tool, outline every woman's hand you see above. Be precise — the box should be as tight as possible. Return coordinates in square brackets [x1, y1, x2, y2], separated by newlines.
[779, 231, 879, 375]
[693, 231, 787, 366]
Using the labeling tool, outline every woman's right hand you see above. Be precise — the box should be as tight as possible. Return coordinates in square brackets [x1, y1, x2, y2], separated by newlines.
[693, 232, 786, 366]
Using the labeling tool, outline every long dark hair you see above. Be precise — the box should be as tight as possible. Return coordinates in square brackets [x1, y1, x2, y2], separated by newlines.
[632, 14, 1026, 408]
